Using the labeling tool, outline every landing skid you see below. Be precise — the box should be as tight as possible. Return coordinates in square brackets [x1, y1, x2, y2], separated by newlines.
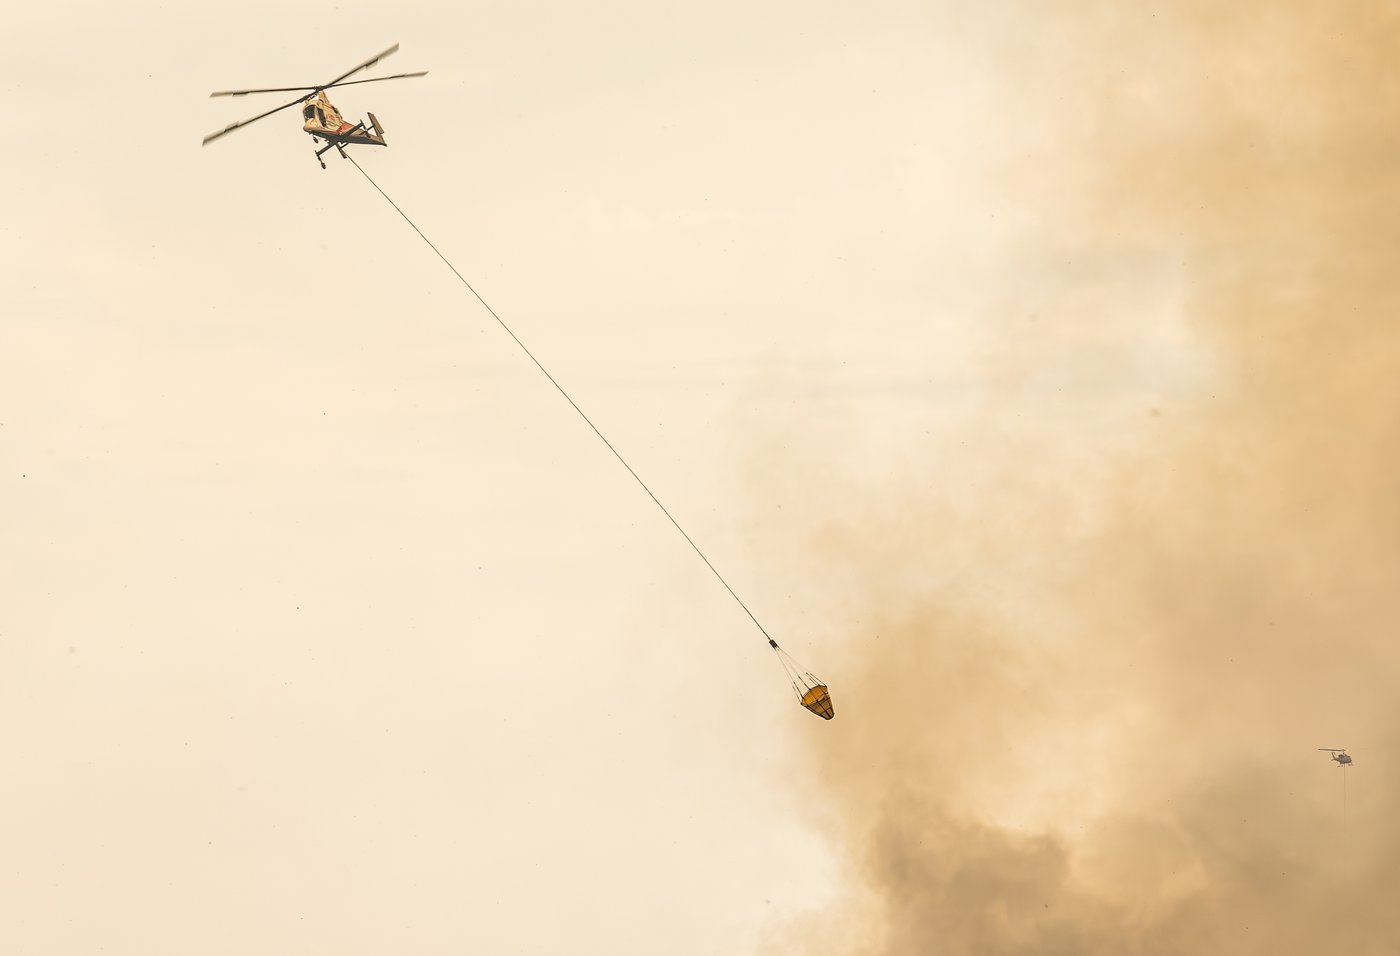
[315, 141, 349, 169]
[312, 121, 366, 170]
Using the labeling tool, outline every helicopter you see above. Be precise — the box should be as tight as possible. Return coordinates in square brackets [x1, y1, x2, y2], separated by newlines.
[1319, 748, 1353, 766]
[202, 44, 427, 169]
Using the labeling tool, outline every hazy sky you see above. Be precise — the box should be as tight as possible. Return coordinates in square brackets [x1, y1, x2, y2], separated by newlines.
[5, 2, 1398, 953]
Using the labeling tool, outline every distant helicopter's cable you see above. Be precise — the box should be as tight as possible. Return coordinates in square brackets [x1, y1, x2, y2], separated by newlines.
[345, 153, 780, 649]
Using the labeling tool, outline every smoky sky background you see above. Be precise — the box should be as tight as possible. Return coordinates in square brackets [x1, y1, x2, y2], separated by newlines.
[4, 2, 1398, 954]
[757, 4, 1400, 955]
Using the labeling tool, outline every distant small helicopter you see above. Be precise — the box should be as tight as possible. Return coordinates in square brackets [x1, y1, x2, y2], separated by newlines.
[1319, 748, 1353, 766]
[202, 44, 427, 168]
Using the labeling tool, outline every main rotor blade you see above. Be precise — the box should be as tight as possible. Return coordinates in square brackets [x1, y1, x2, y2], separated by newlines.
[210, 85, 320, 98]
[324, 43, 400, 89]
[210, 70, 426, 99]
[322, 71, 429, 92]
[202, 93, 307, 146]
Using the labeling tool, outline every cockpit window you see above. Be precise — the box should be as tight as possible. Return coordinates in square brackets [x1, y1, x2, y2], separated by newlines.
[303, 104, 316, 121]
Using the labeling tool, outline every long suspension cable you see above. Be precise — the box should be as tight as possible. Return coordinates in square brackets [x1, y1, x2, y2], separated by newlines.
[347, 153, 780, 648]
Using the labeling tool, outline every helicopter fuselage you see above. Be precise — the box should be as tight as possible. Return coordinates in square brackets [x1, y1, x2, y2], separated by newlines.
[301, 91, 386, 146]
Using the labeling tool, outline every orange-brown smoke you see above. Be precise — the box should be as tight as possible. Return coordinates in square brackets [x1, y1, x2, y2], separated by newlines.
[765, 5, 1400, 953]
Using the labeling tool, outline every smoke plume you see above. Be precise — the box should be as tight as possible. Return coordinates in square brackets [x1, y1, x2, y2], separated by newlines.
[769, 5, 1400, 953]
